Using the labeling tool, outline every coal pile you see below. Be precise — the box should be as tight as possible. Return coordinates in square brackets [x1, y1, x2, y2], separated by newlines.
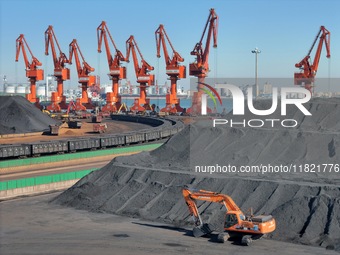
[53, 98, 340, 251]
[0, 96, 58, 135]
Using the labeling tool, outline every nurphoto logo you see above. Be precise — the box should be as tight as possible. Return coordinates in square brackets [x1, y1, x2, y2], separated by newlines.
[202, 84, 312, 128]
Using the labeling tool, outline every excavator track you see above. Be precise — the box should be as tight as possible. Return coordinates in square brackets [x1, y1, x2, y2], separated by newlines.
[241, 235, 253, 246]
[217, 232, 230, 243]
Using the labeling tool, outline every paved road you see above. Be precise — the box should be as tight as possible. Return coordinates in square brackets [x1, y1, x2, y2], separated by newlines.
[0, 193, 338, 255]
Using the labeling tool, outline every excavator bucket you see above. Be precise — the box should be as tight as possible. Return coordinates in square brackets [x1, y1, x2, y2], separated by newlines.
[193, 223, 215, 237]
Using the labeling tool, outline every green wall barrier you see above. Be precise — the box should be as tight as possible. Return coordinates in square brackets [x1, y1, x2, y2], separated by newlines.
[0, 168, 99, 191]
[0, 143, 162, 169]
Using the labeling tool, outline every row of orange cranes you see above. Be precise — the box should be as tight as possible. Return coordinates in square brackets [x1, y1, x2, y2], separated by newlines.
[15, 8, 331, 114]
[16, 27, 93, 112]
[15, 9, 218, 114]
[96, 21, 157, 113]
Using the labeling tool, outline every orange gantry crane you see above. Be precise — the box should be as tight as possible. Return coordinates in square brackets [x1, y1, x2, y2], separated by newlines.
[188, 8, 218, 114]
[155, 24, 186, 114]
[126, 35, 155, 112]
[294, 26, 330, 95]
[15, 34, 44, 108]
[69, 39, 96, 111]
[45, 25, 70, 112]
[97, 21, 126, 113]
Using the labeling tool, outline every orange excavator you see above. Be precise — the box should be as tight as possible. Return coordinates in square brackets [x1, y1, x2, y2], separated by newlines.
[182, 187, 276, 245]
[126, 35, 155, 112]
[69, 39, 96, 111]
[45, 25, 70, 112]
[155, 24, 186, 114]
[188, 8, 218, 115]
[294, 26, 330, 95]
[15, 34, 44, 109]
[97, 21, 126, 113]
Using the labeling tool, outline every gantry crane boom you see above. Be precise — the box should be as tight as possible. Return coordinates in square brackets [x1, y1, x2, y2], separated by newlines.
[126, 36, 154, 79]
[45, 25, 70, 112]
[189, 8, 218, 78]
[15, 34, 44, 107]
[69, 39, 96, 111]
[97, 21, 126, 112]
[294, 26, 330, 95]
[188, 8, 218, 115]
[126, 35, 155, 112]
[155, 24, 186, 113]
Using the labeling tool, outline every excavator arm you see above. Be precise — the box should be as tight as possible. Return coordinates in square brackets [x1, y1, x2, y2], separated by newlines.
[182, 187, 243, 237]
[182, 187, 241, 213]
[182, 188, 204, 226]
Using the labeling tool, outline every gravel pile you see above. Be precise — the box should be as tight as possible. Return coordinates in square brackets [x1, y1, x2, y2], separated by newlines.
[53, 98, 340, 251]
[0, 96, 58, 134]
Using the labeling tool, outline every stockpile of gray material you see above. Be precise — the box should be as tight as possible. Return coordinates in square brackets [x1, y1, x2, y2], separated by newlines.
[188, 122, 340, 184]
[53, 98, 340, 251]
[114, 99, 340, 184]
[0, 96, 58, 134]
[53, 165, 340, 250]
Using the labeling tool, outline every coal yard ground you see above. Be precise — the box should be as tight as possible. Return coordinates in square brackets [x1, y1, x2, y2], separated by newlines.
[1, 193, 339, 255]
[1, 97, 340, 254]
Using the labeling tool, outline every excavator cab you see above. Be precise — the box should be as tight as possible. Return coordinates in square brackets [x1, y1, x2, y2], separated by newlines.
[224, 213, 239, 229]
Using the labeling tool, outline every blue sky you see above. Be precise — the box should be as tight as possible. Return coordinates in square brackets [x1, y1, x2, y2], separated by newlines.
[0, 0, 339, 91]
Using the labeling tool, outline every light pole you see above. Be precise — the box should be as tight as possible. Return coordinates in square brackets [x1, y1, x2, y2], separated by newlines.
[251, 47, 261, 97]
